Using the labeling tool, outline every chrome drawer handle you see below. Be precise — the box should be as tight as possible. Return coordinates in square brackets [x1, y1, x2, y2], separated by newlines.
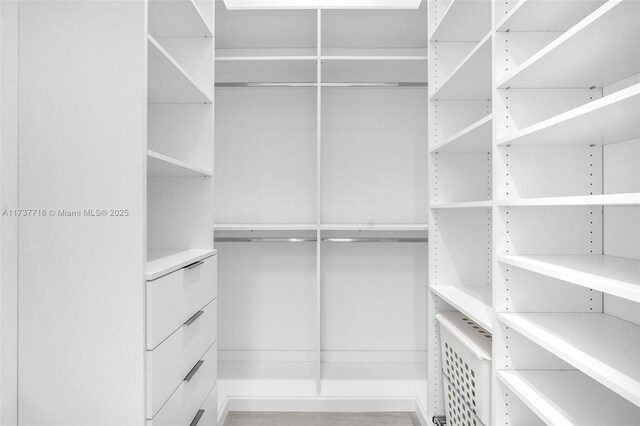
[185, 260, 205, 271]
[190, 409, 205, 426]
[184, 310, 204, 326]
[183, 360, 204, 382]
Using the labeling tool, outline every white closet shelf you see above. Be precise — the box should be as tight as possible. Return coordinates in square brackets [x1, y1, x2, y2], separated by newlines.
[429, 0, 491, 42]
[498, 312, 640, 407]
[147, 150, 212, 177]
[430, 200, 492, 209]
[429, 32, 492, 100]
[214, 224, 317, 231]
[497, 370, 640, 425]
[219, 361, 317, 399]
[320, 224, 428, 231]
[496, 193, 640, 207]
[497, 84, 640, 146]
[497, 254, 640, 303]
[146, 249, 216, 281]
[148, 35, 213, 104]
[216, 47, 317, 60]
[148, 0, 213, 38]
[430, 285, 492, 332]
[320, 360, 427, 398]
[321, 48, 428, 59]
[430, 114, 492, 153]
[496, 0, 606, 32]
[497, 0, 640, 88]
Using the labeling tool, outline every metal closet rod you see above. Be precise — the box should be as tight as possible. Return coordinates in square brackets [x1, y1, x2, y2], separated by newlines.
[215, 82, 428, 88]
[215, 237, 428, 243]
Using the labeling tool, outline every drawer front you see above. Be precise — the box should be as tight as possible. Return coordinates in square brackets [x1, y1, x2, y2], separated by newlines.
[149, 341, 217, 426]
[193, 384, 217, 426]
[147, 299, 217, 418]
[147, 254, 217, 349]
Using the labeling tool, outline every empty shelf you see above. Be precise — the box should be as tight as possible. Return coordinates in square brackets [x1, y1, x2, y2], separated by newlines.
[148, 36, 213, 104]
[430, 114, 492, 153]
[498, 312, 640, 406]
[321, 360, 427, 398]
[430, 285, 492, 332]
[430, 33, 492, 100]
[429, 0, 491, 42]
[498, 84, 640, 146]
[496, 193, 640, 207]
[430, 200, 492, 209]
[146, 249, 216, 281]
[498, 1, 640, 88]
[496, 0, 606, 32]
[148, 0, 212, 37]
[497, 254, 640, 303]
[497, 370, 640, 425]
[214, 224, 317, 231]
[147, 150, 212, 177]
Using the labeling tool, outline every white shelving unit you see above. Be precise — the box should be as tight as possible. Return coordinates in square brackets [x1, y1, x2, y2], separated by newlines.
[427, 0, 493, 420]
[491, 1, 640, 425]
[213, 0, 429, 419]
[427, 0, 640, 424]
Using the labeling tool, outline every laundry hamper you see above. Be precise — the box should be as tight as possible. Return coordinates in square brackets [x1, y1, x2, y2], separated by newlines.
[436, 312, 492, 426]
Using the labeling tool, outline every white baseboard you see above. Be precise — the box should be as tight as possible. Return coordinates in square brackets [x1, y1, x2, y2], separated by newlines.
[218, 396, 432, 426]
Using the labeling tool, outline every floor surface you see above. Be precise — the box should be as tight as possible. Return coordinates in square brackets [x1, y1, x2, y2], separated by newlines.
[224, 412, 421, 426]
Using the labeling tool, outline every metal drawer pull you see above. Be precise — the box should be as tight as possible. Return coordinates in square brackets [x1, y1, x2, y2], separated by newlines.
[185, 260, 205, 270]
[190, 409, 205, 426]
[184, 310, 204, 326]
[183, 360, 204, 382]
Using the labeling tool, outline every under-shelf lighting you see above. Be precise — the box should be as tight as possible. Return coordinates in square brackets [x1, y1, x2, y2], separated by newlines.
[223, 0, 422, 9]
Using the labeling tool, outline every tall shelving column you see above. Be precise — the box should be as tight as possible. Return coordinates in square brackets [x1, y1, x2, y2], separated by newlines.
[146, 0, 218, 424]
[492, 0, 640, 424]
[427, 0, 493, 419]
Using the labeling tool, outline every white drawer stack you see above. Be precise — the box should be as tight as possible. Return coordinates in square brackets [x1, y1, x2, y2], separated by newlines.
[146, 253, 218, 426]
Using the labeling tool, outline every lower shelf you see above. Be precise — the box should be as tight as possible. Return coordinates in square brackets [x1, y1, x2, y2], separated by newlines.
[430, 285, 492, 332]
[498, 370, 640, 425]
[498, 312, 640, 407]
[217, 359, 427, 408]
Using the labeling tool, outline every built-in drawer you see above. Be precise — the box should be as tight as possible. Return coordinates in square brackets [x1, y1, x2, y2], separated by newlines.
[147, 299, 217, 418]
[146, 254, 217, 349]
[192, 384, 217, 426]
[148, 340, 217, 426]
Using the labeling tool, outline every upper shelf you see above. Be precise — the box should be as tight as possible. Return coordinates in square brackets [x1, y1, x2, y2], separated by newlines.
[430, 114, 492, 153]
[496, 0, 606, 32]
[429, 0, 491, 42]
[499, 312, 640, 407]
[430, 285, 492, 332]
[497, 1, 640, 88]
[320, 224, 429, 232]
[149, 0, 213, 38]
[429, 32, 492, 100]
[146, 249, 216, 281]
[497, 370, 640, 425]
[147, 150, 212, 177]
[497, 254, 640, 303]
[496, 193, 640, 208]
[148, 36, 213, 104]
[498, 83, 640, 146]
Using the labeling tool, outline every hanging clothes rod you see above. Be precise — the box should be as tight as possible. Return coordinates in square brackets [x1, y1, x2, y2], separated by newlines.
[214, 237, 428, 243]
[322, 82, 428, 87]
